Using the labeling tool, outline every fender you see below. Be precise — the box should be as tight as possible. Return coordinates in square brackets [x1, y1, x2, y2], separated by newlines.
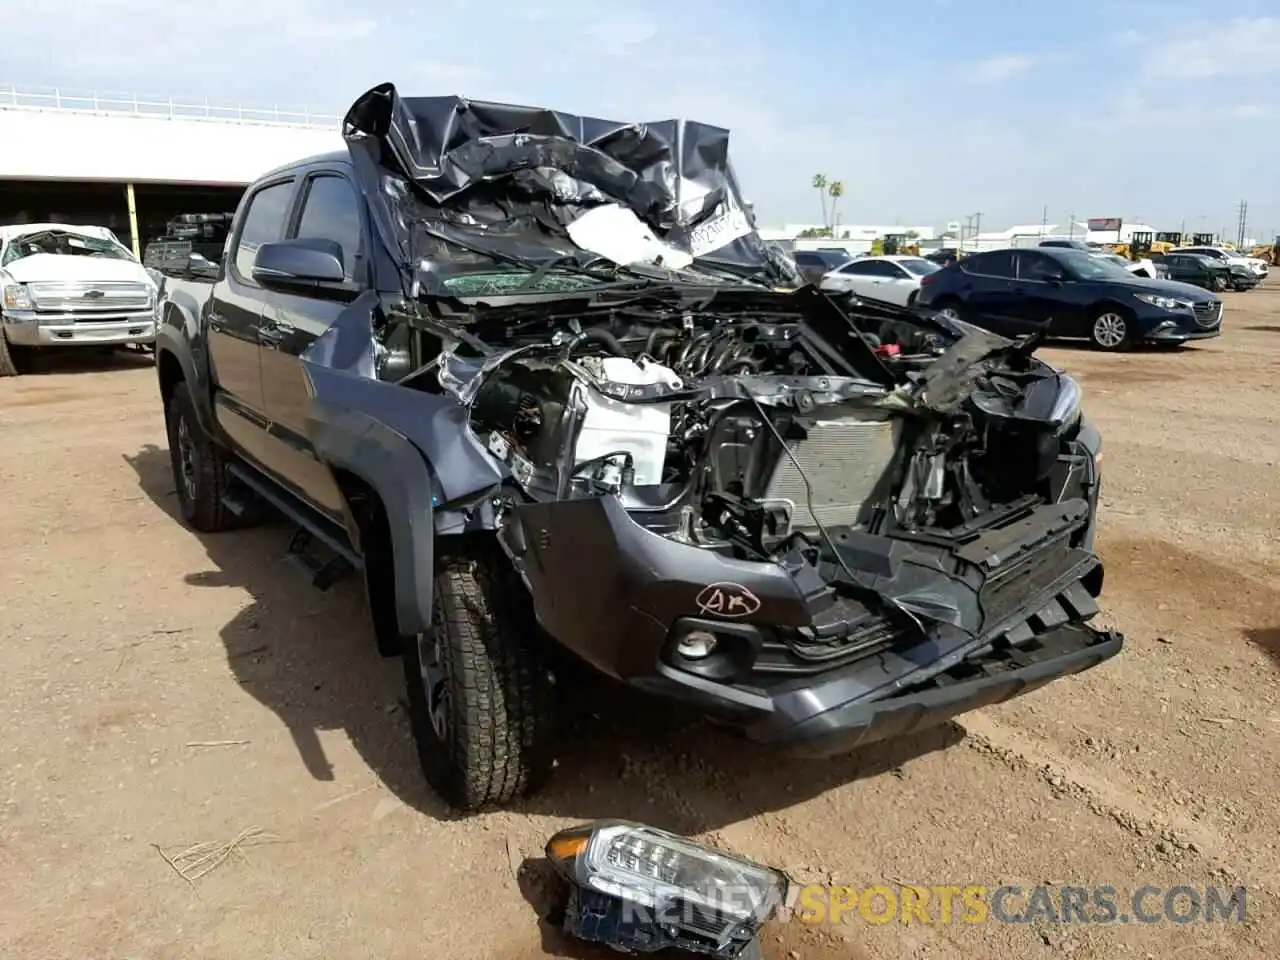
[155, 285, 218, 436]
[306, 402, 436, 637]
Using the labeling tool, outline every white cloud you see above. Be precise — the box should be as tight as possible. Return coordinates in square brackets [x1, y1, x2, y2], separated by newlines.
[1141, 17, 1280, 80]
[969, 53, 1035, 83]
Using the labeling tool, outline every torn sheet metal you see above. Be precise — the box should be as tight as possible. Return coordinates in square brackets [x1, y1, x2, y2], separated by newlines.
[340, 82, 800, 287]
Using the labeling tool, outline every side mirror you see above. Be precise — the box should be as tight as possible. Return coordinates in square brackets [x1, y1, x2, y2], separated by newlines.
[252, 239, 346, 289]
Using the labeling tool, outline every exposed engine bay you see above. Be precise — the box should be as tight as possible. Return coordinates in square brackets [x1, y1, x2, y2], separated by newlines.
[407, 291, 1086, 573]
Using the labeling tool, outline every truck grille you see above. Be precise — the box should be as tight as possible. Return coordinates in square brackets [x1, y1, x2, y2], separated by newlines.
[28, 281, 152, 313]
[763, 414, 901, 531]
[1193, 301, 1222, 329]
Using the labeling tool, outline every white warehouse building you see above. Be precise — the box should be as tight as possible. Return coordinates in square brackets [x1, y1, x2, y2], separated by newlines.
[0, 85, 345, 256]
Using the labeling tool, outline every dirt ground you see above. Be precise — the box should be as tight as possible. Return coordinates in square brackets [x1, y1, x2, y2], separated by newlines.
[1, 286, 1277, 960]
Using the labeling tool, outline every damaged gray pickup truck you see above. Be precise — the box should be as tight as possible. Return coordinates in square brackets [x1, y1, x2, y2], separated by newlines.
[154, 82, 1122, 812]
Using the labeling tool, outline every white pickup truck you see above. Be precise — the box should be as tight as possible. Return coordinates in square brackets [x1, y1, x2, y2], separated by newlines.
[0, 223, 160, 376]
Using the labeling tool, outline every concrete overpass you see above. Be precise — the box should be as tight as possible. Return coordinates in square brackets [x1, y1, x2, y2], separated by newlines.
[0, 85, 347, 255]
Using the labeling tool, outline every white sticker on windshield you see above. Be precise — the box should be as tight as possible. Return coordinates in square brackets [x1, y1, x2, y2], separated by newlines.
[687, 207, 752, 258]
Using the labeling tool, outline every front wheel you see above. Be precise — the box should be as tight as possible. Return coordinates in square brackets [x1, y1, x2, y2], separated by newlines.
[1090, 310, 1130, 351]
[0, 331, 29, 377]
[403, 550, 557, 811]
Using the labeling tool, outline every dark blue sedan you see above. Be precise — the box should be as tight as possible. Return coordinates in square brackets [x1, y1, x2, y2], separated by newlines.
[915, 247, 1223, 350]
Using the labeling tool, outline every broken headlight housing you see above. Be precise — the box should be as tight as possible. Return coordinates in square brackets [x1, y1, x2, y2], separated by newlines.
[546, 820, 789, 957]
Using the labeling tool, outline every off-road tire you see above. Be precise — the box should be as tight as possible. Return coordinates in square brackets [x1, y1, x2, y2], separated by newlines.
[165, 381, 237, 532]
[404, 550, 556, 811]
[0, 331, 26, 377]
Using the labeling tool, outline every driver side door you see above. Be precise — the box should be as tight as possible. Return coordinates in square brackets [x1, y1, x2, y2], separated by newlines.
[256, 167, 371, 521]
[1012, 250, 1079, 336]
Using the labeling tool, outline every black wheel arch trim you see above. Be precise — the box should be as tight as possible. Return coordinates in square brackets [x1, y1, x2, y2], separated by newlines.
[306, 403, 436, 637]
[155, 307, 217, 438]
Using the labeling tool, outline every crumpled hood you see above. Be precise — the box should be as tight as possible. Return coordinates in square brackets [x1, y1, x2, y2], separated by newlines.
[2, 253, 155, 286]
[340, 82, 800, 288]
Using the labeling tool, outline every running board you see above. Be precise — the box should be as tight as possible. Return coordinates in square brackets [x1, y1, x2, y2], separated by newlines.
[224, 463, 363, 589]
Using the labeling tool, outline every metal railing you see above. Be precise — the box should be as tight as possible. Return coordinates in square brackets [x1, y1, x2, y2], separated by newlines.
[0, 83, 342, 129]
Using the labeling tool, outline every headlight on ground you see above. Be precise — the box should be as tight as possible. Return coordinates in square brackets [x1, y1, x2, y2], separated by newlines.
[1, 282, 33, 311]
[546, 820, 789, 957]
[1134, 293, 1191, 311]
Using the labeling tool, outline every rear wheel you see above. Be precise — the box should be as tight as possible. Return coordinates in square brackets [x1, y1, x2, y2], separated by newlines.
[932, 298, 967, 324]
[403, 548, 557, 811]
[1090, 310, 1130, 351]
[165, 381, 238, 532]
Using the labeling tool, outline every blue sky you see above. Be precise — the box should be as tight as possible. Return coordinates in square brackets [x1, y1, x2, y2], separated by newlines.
[7, 1, 1279, 237]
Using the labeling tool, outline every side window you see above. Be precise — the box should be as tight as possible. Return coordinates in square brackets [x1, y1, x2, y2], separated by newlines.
[839, 260, 877, 275]
[292, 175, 365, 281]
[964, 250, 1016, 278]
[231, 180, 295, 284]
[882, 262, 910, 279]
[794, 252, 821, 266]
[1018, 253, 1062, 281]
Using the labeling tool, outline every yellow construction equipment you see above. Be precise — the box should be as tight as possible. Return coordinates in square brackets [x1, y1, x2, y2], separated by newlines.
[1248, 243, 1279, 265]
[880, 233, 920, 256]
[1101, 232, 1154, 261]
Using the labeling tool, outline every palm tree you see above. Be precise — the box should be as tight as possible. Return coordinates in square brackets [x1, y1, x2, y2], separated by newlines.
[812, 174, 828, 230]
[827, 181, 844, 234]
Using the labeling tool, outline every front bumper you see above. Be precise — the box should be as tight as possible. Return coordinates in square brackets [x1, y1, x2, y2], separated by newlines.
[2, 310, 157, 347]
[504, 440, 1116, 757]
[656, 622, 1122, 758]
[1136, 304, 1223, 343]
[1143, 324, 1222, 343]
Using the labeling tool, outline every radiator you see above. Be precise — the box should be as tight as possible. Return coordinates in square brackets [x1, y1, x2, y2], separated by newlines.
[763, 414, 901, 531]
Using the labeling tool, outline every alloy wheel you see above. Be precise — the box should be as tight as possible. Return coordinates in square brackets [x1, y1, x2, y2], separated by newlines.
[1092, 313, 1127, 349]
[417, 632, 450, 740]
[175, 416, 197, 501]
[937, 307, 962, 323]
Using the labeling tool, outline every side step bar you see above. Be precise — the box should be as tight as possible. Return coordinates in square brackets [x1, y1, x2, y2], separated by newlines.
[224, 462, 362, 591]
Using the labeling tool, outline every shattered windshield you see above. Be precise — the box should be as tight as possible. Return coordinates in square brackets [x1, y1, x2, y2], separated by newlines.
[1, 230, 134, 266]
[412, 217, 762, 299]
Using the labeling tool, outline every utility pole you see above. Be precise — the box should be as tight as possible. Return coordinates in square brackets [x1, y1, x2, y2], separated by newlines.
[1068, 213, 1075, 240]
[1235, 199, 1248, 248]
[1041, 204, 1048, 236]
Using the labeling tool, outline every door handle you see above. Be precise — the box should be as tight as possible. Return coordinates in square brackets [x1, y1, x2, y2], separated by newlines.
[259, 320, 294, 345]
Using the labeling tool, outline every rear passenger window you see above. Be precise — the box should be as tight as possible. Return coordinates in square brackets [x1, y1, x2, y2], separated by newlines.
[231, 180, 294, 284]
[293, 175, 365, 281]
[963, 250, 1016, 278]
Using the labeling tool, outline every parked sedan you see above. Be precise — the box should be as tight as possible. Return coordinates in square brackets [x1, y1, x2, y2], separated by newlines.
[1174, 245, 1268, 280]
[1150, 253, 1234, 292]
[915, 246, 1223, 350]
[818, 254, 941, 306]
